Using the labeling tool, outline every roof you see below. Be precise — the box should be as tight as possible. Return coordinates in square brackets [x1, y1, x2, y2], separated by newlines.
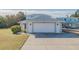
[26, 14, 63, 22]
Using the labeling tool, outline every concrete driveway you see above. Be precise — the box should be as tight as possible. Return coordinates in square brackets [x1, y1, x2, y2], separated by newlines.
[21, 33, 79, 50]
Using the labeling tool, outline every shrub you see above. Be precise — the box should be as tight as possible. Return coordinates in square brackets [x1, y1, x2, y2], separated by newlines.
[11, 25, 21, 34]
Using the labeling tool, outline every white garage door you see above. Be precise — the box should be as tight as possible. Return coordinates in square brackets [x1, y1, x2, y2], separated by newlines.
[32, 22, 56, 33]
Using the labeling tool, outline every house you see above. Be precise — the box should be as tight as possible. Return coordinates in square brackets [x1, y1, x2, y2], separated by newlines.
[58, 17, 79, 28]
[19, 14, 64, 33]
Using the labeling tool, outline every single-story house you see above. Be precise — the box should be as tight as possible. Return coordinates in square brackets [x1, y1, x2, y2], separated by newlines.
[19, 14, 64, 33]
[58, 17, 79, 28]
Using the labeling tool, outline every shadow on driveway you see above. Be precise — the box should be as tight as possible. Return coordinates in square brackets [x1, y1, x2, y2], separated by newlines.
[32, 32, 79, 38]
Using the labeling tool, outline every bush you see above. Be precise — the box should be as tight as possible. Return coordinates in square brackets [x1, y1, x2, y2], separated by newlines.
[11, 25, 21, 34]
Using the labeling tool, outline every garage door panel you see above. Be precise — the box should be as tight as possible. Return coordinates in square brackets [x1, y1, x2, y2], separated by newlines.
[33, 22, 55, 33]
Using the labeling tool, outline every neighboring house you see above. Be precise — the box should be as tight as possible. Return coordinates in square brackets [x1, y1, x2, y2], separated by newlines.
[58, 17, 79, 28]
[19, 14, 64, 33]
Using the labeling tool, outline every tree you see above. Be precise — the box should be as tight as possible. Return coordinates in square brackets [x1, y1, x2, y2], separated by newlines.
[70, 10, 79, 17]
[0, 16, 7, 28]
[0, 11, 26, 28]
[16, 11, 26, 21]
[5, 15, 17, 27]
[70, 14, 76, 17]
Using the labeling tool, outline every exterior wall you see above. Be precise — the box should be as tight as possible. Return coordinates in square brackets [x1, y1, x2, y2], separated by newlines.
[27, 21, 62, 33]
[20, 23, 26, 31]
[19, 20, 26, 32]
[56, 22, 62, 33]
[27, 22, 32, 33]
[71, 23, 79, 28]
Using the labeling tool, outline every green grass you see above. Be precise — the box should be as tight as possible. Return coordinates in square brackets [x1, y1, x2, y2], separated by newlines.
[0, 28, 29, 50]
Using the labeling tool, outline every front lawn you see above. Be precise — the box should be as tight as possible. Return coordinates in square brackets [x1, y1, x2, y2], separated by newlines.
[0, 28, 29, 50]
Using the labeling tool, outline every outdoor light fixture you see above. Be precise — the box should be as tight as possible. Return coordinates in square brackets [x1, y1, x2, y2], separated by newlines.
[57, 24, 58, 25]
[30, 23, 31, 25]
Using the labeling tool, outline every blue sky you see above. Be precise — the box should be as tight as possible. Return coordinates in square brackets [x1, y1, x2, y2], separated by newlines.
[27, 9, 77, 18]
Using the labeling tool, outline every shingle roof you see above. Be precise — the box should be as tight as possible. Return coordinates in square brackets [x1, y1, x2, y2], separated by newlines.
[26, 14, 63, 21]
[26, 14, 52, 20]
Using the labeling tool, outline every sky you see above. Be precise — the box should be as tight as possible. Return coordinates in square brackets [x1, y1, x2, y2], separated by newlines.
[0, 9, 77, 18]
[27, 9, 77, 18]
[0, 9, 26, 16]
